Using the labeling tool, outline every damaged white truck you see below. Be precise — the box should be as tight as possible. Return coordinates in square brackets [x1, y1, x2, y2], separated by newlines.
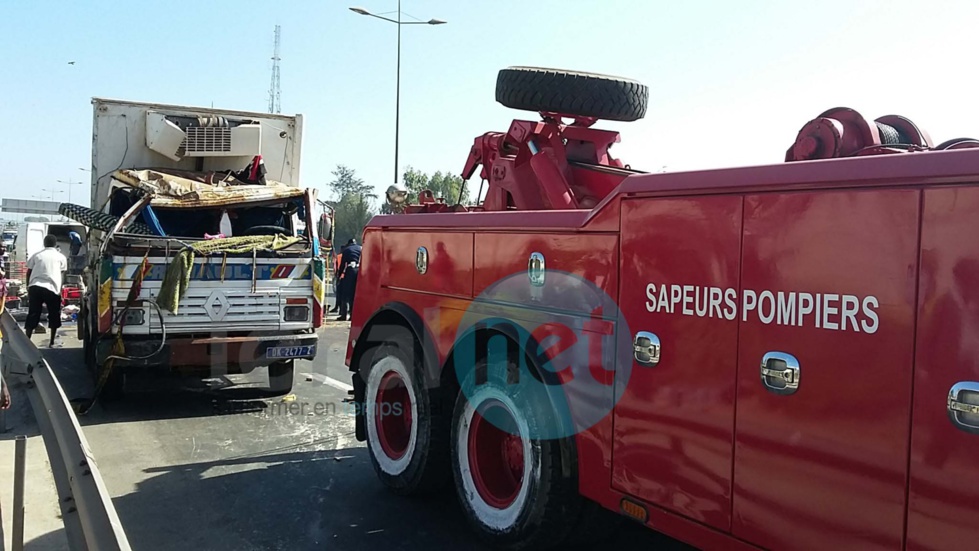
[71, 98, 326, 399]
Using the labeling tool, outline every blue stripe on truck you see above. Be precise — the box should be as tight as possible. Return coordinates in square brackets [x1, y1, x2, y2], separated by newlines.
[113, 262, 312, 282]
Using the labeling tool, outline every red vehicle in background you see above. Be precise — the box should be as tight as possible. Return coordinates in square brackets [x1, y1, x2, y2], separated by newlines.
[344, 67, 979, 550]
[62, 275, 83, 305]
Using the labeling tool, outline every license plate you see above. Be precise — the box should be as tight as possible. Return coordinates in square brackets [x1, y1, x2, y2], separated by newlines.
[267, 345, 315, 359]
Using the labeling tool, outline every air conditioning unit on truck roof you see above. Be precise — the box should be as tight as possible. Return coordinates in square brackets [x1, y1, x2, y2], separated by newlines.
[146, 110, 262, 161]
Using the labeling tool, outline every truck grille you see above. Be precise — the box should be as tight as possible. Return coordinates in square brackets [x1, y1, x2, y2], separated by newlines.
[109, 256, 314, 335]
[151, 289, 280, 332]
[112, 286, 292, 333]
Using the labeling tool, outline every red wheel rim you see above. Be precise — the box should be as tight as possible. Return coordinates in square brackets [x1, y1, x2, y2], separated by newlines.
[468, 400, 525, 509]
[375, 371, 412, 460]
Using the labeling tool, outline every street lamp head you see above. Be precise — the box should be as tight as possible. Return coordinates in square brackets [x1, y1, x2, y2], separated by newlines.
[349, 7, 370, 15]
[428, 18, 447, 25]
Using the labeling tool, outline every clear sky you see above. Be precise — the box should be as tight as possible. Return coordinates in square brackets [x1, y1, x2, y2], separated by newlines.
[2, 0, 978, 212]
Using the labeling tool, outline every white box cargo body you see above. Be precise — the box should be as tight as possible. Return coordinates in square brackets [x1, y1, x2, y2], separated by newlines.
[89, 98, 304, 212]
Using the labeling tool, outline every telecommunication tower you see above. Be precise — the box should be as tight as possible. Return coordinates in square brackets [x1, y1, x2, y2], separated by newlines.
[268, 25, 282, 114]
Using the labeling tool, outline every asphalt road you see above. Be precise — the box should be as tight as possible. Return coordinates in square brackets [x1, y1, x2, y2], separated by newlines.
[23, 323, 691, 551]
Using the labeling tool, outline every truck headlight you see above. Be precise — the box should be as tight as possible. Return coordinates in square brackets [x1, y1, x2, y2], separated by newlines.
[284, 306, 309, 321]
[120, 309, 145, 326]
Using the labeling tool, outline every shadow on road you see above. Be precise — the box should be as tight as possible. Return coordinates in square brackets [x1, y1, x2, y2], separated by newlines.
[28, 339, 693, 551]
[37, 346, 292, 426]
[23, 527, 69, 551]
[114, 447, 680, 551]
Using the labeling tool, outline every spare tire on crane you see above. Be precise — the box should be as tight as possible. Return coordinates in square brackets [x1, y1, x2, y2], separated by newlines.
[495, 66, 649, 122]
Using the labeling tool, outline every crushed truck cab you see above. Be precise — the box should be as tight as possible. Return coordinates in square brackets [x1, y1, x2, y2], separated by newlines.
[344, 67, 979, 550]
[76, 99, 324, 399]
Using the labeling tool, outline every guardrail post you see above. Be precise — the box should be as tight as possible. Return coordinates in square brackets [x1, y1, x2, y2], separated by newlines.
[12, 434, 26, 551]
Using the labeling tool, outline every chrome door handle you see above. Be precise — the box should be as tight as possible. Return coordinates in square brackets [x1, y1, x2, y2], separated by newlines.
[528, 252, 545, 287]
[948, 382, 979, 434]
[416, 246, 428, 274]
[761, 351, 800, 395]
[633, 331, 661, 367]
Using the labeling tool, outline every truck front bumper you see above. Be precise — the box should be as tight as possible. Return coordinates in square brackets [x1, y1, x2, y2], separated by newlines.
[97, 333, 319, 373]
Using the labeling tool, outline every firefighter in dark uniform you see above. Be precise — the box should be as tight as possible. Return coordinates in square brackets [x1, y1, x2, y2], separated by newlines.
[336, 238, 362, 321]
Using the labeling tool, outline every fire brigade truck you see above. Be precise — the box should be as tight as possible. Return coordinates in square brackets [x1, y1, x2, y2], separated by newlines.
[344, 66, 979, 550]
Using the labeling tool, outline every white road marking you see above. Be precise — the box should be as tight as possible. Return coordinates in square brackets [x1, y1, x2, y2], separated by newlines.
[303, 372, 354, 392]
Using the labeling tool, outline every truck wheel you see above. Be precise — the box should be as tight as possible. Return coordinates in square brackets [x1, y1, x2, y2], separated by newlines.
[364, 333, 450, 495]
[451, 357, 582, 549]
[77, 304, 86, 341]
[83, 334, 97, 377]
[100, 367, 125, 402]
[495, 66, 648, 122]
[269, 360, 295, 395]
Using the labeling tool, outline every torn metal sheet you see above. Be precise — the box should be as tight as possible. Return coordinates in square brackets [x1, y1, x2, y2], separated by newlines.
[112, 169, 305, 208]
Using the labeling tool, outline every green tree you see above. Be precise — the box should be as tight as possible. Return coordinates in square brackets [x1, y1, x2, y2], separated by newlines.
[326, 165, 376, 246]
[328, 165, 373, 199]
[401, 166, 470, 205]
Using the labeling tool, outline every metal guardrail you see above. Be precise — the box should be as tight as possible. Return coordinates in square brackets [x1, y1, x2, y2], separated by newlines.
[0, 310, 131, 551]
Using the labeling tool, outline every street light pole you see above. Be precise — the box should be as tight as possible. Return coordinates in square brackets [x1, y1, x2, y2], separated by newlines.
[349, 5, 446, 186]
[56, 178, 84, 205]
[41, 189, 63, 202]
[395, 0, 401, 185]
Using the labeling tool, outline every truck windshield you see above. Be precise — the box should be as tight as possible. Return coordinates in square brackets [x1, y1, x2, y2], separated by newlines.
[149, 204, 297, 239]
[107, 189, 303, 239]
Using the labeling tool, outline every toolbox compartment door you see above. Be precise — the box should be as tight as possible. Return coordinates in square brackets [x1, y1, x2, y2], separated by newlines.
[906, 186, 979, 551]
[612, 195, 743, 531]
[732, 189, 918, 550]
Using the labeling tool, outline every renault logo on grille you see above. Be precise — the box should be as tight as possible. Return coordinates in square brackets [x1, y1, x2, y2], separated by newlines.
[205, 290, 230, 321]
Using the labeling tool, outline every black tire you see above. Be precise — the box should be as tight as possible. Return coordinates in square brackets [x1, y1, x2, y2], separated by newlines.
[450, 356, 584, 550]
[77, 303, 86, 341]
[82, 329, 96, 376]
[97, 357, 125, 402]
[495, 66, 648, 122]
[82, 303, 124, 402]
[59, 203, 155, 235]
[101, 370, 125, 402]
[363, 330, 451, 495]
[269, 360, 295, 395]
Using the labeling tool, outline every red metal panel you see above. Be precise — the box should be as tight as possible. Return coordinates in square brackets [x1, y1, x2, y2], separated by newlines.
[734, 189, 919, 550]
[615, 149, 979, 199]
[472, 233, 618, 311]
[368, 210, 590, 231]
[606, 489, 764, 551]
[347, 228, 383, 364]
[612, 196, 742, 530]
[907, 186, 979, 551]
[385, 288, 470, 367]
[379, 231, 474, 299]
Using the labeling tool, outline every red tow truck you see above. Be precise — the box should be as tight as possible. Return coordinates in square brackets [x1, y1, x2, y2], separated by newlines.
[344, 66, 979, 550]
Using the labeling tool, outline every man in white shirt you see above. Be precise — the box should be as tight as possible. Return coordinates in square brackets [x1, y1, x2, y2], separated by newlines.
[25, 235, 68, 348]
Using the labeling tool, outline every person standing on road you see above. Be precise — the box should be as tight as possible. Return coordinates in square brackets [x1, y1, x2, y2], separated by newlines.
[336, 238, 362, 322]
[329, 244, 345, 314]
[25, 235, 67, 348]
[68, 230, 83, 257]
